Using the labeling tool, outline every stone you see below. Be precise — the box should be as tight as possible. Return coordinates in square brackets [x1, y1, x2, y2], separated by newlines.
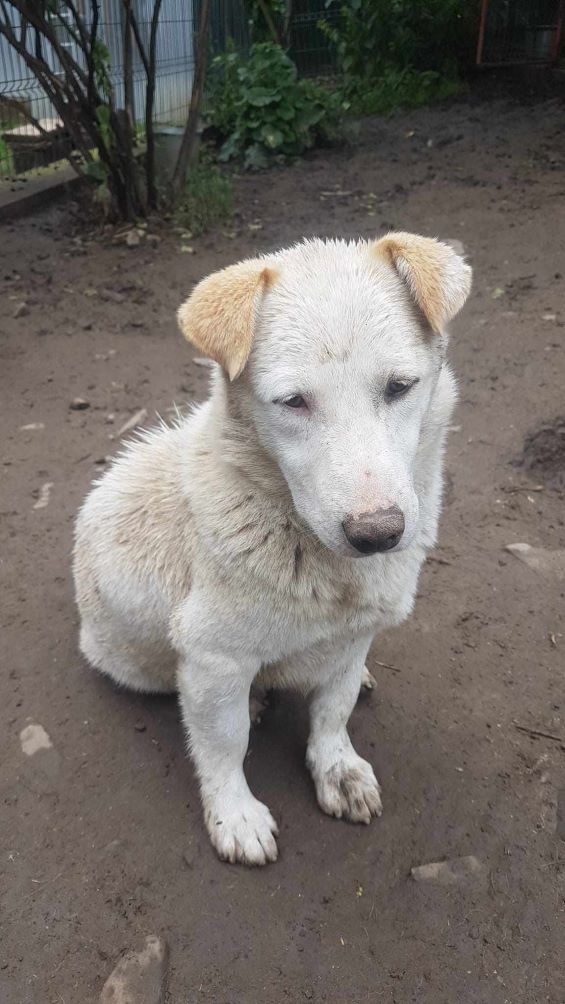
[99, 935, 168, 1004]
[70, 397, 90, 410]
[505, 542, 565, 582]
[411, 855, 482, 884]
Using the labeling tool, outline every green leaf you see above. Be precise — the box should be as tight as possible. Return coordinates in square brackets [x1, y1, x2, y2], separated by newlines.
[260, 126, 284, 149]
[244, 144, 269, 170]
[244, 87, 279, 107]
[95, 104, 111, 128]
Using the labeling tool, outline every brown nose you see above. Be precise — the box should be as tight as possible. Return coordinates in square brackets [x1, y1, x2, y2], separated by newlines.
[343, 506, 405, 555]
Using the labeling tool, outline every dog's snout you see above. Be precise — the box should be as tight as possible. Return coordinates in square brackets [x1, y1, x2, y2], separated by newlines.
[342, 506, 405, 555]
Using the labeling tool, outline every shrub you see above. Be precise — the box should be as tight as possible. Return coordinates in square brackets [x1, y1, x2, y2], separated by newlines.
[206, 42, 343, 169]
[321, 0, 476, 113]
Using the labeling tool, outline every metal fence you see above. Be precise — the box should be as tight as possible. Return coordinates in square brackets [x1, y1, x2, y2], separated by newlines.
[0, 0, 202, 178]
[0, 0, 337, 181]
[476, 0, 564, 65]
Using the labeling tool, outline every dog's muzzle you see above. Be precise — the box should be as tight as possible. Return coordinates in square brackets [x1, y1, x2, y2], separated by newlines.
[342, 506, 405, 555]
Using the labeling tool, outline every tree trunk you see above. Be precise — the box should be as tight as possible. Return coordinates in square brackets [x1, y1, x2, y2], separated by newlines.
[170, 0, 210, 200]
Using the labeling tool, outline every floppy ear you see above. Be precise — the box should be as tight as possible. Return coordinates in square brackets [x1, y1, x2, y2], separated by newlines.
[177, 260, 276, 380]
[372, 232, 472, 333]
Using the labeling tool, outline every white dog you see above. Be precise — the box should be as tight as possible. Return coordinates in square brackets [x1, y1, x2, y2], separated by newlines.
[73, 233, 471, 865]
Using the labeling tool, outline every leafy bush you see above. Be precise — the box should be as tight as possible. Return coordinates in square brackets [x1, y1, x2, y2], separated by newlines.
[174, 153, 232, 234]
[349, 68, 461, 117]
[321, 0, 476, 113]
[206, 42, 343, 169]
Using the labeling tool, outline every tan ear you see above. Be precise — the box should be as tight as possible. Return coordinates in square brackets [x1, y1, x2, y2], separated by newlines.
[177, 260, 276, 380]
[372, 232, 472, 333]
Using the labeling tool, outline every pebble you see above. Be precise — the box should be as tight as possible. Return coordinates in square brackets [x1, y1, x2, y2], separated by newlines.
[20, 722, 52, 756]
[70, 397, 91, 411]
[99, 935, 168, 1004]
[33, 481, 53, 510]
[505, 543, 565, 582]
[411, 855, 482, 884]
[13, 301, 29, 318]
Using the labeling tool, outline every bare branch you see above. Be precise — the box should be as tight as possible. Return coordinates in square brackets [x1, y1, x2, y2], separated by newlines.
[256, 0, 283, 46]
[144, 0, 164, 207]
[127, 1, 150, 76]
[13, 0, 91, 93]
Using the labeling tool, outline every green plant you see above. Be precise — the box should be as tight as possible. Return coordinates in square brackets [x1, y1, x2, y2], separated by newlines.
[320, 0, 476, 112]
[206, 42, 343, 169]
[174, 153, 232, 234]
[348, 67, 461, 116]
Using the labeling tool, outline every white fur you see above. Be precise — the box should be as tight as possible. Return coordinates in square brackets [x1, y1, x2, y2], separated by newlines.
[73, 237, 465, 865]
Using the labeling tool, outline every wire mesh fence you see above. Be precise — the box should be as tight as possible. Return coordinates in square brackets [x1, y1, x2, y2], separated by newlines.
[0, 0, 339, 182]
[0, 0, 202, 179]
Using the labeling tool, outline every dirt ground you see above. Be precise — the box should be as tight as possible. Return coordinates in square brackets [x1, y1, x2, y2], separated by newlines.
[1, 91, 565, 1004]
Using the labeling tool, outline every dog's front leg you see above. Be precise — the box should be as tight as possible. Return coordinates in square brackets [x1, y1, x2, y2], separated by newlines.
[306, 634, 383, 824]
[176, 611, 278, 866]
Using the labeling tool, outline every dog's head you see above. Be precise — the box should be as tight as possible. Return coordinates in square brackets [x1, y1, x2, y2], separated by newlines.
[178, 235, 471, 557]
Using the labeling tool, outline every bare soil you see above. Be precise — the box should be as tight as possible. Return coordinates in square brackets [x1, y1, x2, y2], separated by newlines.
[1, 94, 565, 1004]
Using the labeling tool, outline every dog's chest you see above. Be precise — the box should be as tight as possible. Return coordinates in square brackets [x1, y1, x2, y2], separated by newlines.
[210, 525, 424, 660]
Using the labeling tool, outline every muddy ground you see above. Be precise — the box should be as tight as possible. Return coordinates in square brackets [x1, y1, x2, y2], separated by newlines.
[1, 92, 565, 1004]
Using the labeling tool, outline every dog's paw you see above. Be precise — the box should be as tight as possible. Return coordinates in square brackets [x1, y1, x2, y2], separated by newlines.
[312, 754, 382, 824]
[360, 665, 377, 692]
[205, 795, 279, 866]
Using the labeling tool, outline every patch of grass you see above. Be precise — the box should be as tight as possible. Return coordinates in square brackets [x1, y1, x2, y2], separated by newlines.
[174, 154, 232, 235]
[0, 129, 14, 177]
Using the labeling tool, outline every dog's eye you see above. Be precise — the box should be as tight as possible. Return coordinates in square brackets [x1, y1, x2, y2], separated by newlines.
[281, 394, 307, 410]
[386, 378, 417, 400]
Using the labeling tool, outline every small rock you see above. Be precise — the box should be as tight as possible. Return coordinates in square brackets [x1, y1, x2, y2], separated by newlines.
[99, 288, 126, 304]
[70, 397, 90, 411]
[125, 229, 142, 247]
[505, 543, 565, 582]
[20, 422, 45, 431]
[411, 855, 482, 884]
[20, 722, 53, 756]
[180, 244, 195, 254]
[134, 722, 146, 732]
[99, 935, 168, 1004]
[33, 481, 53, 510]
[13, 301, 29, 318]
